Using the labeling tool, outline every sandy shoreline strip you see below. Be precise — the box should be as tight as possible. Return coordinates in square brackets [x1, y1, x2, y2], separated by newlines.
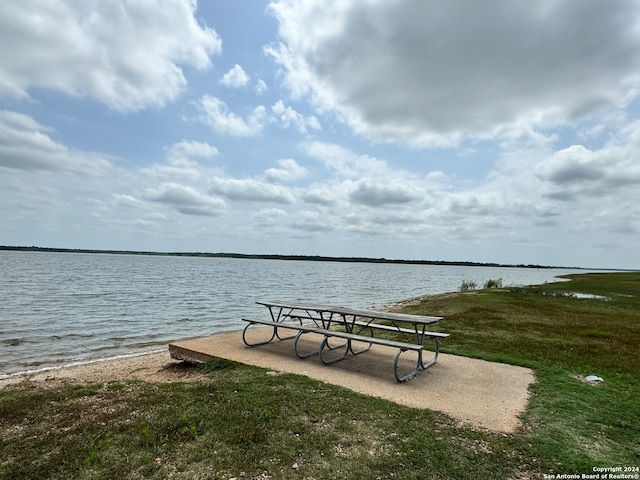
[0, 349, 191, 388]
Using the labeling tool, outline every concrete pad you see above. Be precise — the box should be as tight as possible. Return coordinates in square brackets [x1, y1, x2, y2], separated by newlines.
[169, 328, 535, 433]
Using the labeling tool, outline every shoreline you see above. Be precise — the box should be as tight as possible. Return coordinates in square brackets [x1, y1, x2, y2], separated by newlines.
[0, 347, 167, 380]
[0, 276, 577, 388]
[1, 246, 569, 269]
[0, 348, 195, 389]
[0, 290, 533, 386]
[2, 254, 596, 381]
[0, 294, 441, 382]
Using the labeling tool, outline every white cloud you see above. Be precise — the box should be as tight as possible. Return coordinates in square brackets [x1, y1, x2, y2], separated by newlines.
[271, 100, 321, 133]
[291, 142, 569, 242]
[302, 184, 338, 206]
[268, 0, 640, 145]
[264, 158, 308, 183]
[302, 140, 391, 178]
[196, 96, 266, 137]
[106, 142, 228, 221]
[537, 122, 640, 201]
[112, 193, 144, 210]
[255, 79, 268, 95]
[142, 142, 221, 185]
[0, 110, 112, 175]
[251, 208, 287, 225]
[141, 157, 209, 184]
[349, 180, 418, 207]
[210, 177, 295, 204]
[143, 182, 226, 217]
[196, 97, 319, 137]
[290, 210, 334, 232]
[220, 64, 250, 88]
[0, 0, 221, 112]
[166, 140, 219, 161]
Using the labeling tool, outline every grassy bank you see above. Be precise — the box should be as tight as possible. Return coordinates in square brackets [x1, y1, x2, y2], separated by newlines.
[1, 272, 639, 479]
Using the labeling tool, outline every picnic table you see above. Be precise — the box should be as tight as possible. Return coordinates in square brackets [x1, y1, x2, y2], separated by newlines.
[242, 300, 448, 382]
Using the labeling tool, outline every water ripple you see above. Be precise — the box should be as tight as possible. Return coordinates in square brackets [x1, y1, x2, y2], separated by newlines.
[1, 251, 591, 375]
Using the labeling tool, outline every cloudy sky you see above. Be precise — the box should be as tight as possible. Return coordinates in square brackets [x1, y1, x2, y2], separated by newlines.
[1, 0, 640, 269]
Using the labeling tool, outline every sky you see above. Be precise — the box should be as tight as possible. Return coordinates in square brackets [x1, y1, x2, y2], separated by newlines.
[1, 0, 640, 270]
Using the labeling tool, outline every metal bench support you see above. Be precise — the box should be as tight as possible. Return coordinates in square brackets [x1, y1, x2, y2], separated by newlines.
[241, 317, 447, 382]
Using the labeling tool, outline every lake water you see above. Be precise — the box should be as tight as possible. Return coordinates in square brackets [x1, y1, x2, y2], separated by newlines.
[0, 251, 593, 376]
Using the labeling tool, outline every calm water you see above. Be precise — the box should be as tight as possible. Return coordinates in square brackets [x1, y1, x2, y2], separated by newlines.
[0, 251, 592, 376]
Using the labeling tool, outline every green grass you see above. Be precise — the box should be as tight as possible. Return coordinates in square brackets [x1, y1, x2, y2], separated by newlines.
[1, 272, 639, 479]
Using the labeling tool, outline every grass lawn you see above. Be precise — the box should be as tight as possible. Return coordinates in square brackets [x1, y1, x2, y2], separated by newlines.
[1, 272, 639, 479]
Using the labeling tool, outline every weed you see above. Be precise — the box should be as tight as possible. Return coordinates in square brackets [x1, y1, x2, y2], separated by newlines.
[483, 278, 503, 289]
[197, 358, 238, 372]
[139, 420, 149, 440]
[179, 415, 199, 440]
[459, 279, 478, 291]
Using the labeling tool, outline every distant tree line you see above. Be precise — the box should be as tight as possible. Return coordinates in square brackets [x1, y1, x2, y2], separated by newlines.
[0, 245, 566, 269]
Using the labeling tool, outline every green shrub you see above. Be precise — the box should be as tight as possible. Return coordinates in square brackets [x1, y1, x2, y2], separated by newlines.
[459, 279, 478, 291]
[484, 278, 503, 289]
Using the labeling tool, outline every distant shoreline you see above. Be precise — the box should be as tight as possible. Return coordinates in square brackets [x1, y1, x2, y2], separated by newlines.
[0, 245, 575, 269]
